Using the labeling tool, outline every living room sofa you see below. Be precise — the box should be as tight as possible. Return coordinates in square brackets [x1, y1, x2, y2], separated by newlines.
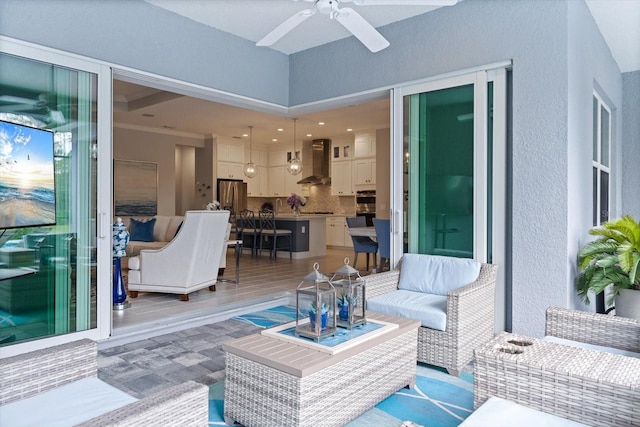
[122, 215, 184, 257]
[0, 339, 209, 426]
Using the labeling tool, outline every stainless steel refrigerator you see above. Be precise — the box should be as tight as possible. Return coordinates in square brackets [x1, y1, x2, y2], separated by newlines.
[217, 179, 247, 214]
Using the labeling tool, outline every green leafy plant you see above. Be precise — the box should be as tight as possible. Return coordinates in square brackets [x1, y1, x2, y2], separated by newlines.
[577, 215, 640, 304]
[309, 301, 329, 314]
[337, 291, 356, 307]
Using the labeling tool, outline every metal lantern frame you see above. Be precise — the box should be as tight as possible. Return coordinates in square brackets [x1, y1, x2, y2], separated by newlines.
[295, 262, 337, 341]
[330, 258, 366, 329]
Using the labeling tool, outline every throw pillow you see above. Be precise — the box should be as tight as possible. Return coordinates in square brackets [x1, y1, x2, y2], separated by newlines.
[398, 253, 481, 296]
[129, 218, 156, 242]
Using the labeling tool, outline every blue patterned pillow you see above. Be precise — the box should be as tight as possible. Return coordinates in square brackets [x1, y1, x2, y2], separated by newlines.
[129, 218, 156, 242]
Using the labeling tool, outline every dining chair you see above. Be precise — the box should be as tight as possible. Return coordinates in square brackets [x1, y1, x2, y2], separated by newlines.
[238, 209, 257, 256]
[345, 216, 378, 271]
[373, 218, 390, 272]
[257, 210, 293, 260]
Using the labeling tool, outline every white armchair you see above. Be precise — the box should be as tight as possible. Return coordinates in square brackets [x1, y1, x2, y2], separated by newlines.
[127, 210, 230, 301]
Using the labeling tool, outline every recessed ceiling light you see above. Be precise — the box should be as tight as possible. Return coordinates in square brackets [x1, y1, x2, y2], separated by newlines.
[242, 133, 248, 137]
[142, 113, 154, 117]
[306, 134, 312, 137]
[277, 128, 283, 132]
[272, 138, 278, 142]
[318, 122, 325, 125]
[346, 128, 353, 132]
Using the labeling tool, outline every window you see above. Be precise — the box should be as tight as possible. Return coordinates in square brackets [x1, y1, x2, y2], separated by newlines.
[593, 93, 611, 226]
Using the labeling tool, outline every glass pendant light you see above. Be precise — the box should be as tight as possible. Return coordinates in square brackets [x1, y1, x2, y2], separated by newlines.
[287, 118, 302, 175]
[244, 125, 257, 178]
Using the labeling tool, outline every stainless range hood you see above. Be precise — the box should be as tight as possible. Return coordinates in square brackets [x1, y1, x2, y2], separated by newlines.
[297, 139, 331, 185]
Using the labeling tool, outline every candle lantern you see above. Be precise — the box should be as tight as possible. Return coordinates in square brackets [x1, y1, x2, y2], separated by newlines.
[295, 263, 337, 341]
[330, 258, 366, 329]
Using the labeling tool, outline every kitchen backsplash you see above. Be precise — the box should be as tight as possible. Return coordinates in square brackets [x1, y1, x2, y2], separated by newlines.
[247, 185, 356, 215]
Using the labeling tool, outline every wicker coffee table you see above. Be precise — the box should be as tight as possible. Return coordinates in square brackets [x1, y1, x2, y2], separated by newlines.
[223, 311, 420, 427]
[474, 332, 640, 427]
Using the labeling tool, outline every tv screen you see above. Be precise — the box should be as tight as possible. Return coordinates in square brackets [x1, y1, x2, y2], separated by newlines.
[0, 119, 56, 229]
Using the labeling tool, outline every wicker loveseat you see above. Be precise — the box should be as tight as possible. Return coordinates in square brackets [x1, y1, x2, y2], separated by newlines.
[364, 255, 497, 376]
[0, 339, 208, 426]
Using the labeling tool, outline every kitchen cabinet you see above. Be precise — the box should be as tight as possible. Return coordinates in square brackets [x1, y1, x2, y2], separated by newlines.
[354, 133, 376, 158]
[331, 161, 354, 196]
[217, 161, 244, 179]
[246, 166, 269, 196]
[331, 142, 352, 160]
[326, 217, 353, 248]
[268, 166, 286, 197]
[284, 167, 301, 195]
[353, 158, 376, 188]
[245, 149, 268, 167]
[268, 150, 286, 166]
[218, 141, 245, 163]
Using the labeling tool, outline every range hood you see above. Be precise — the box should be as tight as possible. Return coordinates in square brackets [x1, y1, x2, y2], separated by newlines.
[297, 139, 331, 185]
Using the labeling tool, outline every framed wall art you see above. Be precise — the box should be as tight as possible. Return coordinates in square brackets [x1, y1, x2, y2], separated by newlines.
[114, 159, 158, 216]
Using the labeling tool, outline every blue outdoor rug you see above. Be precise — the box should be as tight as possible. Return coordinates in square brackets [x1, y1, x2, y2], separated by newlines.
[223, 306, 474, 426]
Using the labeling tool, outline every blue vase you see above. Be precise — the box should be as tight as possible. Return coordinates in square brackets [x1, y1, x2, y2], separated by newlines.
[339, 304, 349, 321]
[113, 258, 127, 304]
[309, 310, 328, 331]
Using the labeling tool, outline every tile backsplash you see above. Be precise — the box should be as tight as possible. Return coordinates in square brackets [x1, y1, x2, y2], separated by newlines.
[247, 185, 355, 215]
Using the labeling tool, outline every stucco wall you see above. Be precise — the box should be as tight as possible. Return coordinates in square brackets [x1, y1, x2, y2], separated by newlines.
[0, 0, 289, 106]
[622, 71, 640, 218]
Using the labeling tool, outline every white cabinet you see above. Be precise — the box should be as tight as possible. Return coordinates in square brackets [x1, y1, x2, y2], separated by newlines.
[246, 166, 269, 197]
[353, 158, 376, 188]
[217, 162, 245, 179]
[245, 149, 268, 167]
[326, 217, 353, 248]
[354, 133, 376, 158]
[331, 161, 354, 196]
[268, 166, 286, 197]
[268, 150, 286, 166]
[218, 141, 244, 163]
[284, 167, 301, 195]
[331, 142, 352, 160]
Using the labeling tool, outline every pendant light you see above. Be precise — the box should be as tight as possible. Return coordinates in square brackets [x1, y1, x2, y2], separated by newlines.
[287, 118, 302, 175]
[243, 125, 257, 178]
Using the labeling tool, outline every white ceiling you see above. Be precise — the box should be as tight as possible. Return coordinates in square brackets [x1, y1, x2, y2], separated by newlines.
[115, 0, 639, 145]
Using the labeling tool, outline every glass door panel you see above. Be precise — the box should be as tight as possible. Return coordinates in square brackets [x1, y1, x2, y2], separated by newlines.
[404, 84, 475, 258]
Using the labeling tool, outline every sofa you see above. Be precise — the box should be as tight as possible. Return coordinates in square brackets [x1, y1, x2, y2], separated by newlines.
[0, 339, 209, 426]
[122, 215, 184, 257]
[365, 254, 497, 375]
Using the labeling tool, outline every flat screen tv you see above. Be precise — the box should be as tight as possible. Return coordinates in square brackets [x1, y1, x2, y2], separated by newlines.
[0, 119, 56, 229]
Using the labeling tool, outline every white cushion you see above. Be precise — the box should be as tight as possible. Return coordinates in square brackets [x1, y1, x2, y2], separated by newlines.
[0, 377, 137, 427]
[128, 255, 140, 270]
[398, 254, 480, 296]
[367, 289, 448, 331]
[460, 397, 589, 426]
[543, 336, 640, 359]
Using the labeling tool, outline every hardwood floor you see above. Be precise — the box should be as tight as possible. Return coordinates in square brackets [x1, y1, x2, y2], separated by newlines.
[108, 247, 371, 347]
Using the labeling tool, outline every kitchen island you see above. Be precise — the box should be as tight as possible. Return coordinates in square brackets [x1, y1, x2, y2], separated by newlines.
[271, 214, 328, 259]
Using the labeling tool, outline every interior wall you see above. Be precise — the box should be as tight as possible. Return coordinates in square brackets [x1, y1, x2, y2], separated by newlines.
[175, 146, 196, 213]
[376, 128, 391, 219]
[113, 126, 203, 216]
[622, 71, 640, 218]
[195, 137, 216, 208]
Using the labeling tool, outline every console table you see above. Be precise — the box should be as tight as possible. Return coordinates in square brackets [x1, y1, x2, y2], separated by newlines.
[223, 311, 420, 427]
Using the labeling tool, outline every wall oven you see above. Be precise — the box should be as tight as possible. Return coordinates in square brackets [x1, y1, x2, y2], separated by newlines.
[356, 190, 376, 226]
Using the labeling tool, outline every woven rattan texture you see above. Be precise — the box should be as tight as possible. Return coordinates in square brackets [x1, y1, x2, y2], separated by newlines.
[365, 263, 497, 375]
[546, 306, 640, 353]
[0, 338, 97, 405]
[224, 329, 417, 427]
[474, 332, 640, 427]
[76, 380, 209, 427]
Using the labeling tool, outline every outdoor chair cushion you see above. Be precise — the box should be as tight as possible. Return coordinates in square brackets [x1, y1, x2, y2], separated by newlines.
[398, 254, 480, 295]
[0, 377, 137, 427]
[367, 289, 448, 331]
[543, 335, 640, 359]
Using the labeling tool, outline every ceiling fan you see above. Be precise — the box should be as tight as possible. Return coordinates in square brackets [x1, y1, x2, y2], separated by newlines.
[257, 0, 458, 53]
[0, 93, 66, 125]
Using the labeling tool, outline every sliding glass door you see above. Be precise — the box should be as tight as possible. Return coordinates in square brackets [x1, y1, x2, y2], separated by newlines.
[391, 68, 507, 329]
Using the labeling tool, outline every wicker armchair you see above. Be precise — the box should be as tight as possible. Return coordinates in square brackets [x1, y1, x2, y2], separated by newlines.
[365, 262, 497, 375]
[0, 339, 209, 426]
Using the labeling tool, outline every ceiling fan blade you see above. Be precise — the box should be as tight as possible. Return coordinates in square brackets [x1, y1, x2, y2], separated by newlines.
[256, 8, 317, 47]
[335, 7, 390, 52]
[349, 0, 458, 5]
[0, 95, 41, 105]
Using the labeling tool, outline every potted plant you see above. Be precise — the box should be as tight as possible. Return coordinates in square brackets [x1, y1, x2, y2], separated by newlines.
[577, 215, 640, 319]
[337, 291, 356, 321]
[309, 301, 329, 330]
